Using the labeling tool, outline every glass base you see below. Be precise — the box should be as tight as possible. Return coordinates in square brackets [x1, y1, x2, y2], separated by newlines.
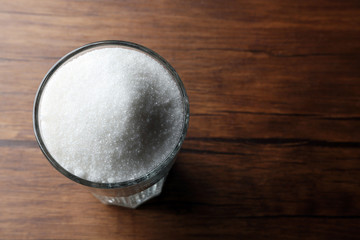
[91, 177, 165, 208]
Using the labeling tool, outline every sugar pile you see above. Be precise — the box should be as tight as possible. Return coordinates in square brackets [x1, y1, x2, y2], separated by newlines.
[39, 46, 184, 183]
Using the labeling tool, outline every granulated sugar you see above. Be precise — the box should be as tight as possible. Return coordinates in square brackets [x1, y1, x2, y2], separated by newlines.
[39, 46, 184, 183]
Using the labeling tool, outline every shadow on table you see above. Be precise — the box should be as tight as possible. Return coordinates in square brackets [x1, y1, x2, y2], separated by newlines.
[106, 153, 239, 238]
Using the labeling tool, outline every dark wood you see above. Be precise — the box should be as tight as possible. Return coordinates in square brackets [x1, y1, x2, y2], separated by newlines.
[1, 0, 360, 239]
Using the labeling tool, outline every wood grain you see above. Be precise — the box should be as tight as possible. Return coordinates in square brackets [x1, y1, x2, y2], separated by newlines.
[1, 0, 360, 239]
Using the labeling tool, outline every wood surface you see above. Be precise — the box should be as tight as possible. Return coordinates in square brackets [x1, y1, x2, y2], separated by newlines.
[1, 0, 360, 239]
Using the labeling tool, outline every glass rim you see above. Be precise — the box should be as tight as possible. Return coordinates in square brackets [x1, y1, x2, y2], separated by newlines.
[33, 40, 189, 189]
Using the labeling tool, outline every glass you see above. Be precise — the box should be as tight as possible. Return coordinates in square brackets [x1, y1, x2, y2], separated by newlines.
[33, 40, 189, 208]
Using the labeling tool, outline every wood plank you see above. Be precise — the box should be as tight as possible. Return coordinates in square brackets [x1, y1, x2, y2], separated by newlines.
[1, 0, 360, 239]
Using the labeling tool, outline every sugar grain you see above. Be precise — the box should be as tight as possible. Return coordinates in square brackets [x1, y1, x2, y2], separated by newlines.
[39, 46, 184, 183]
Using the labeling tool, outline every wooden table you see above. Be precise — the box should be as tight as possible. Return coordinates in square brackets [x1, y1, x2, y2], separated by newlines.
[1, 0, 360, 239]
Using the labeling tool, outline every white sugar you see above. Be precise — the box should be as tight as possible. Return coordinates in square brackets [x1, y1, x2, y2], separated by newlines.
[39, 46, 184, 183]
